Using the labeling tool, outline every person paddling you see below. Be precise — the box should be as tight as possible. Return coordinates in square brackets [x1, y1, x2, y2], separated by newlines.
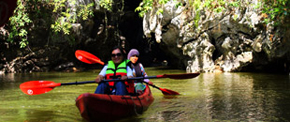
[127, 49, 153, 94]
[94, 46, 134, 95]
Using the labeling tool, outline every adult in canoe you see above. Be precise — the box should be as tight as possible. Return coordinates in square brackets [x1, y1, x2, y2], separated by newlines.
[94, 46, 134, 95]
[76, 47, 154, 121]
[127, 49, 153, 94]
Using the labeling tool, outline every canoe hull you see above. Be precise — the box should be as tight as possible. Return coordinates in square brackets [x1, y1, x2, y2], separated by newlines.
[75, 85, 154, 121]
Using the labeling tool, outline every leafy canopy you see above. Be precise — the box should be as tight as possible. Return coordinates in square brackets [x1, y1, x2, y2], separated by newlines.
[7, 0, 94, 48]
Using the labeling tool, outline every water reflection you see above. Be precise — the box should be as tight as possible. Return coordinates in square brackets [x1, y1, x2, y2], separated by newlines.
[1, 70, 290, 122]
[0, 73, 16, 82]
[144, 72, 290, 122]
[202, 73, 256, 121]
[199, 73, 290, 121]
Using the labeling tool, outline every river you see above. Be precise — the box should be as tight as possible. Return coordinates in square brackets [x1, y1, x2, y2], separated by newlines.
[1, 67, 290, 122]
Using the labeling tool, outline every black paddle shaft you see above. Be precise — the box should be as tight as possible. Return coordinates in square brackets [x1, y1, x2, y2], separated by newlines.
[60, 76, 158, 86]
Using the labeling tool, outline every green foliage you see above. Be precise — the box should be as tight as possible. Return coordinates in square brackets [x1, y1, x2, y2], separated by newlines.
[175, 2, 183, 8]
[135, 0, 289, 28]
[8, 0, 32, 48]
[78, 3, 94, 20]
[202, 0, 226, 12]
[100, 0, 113, 11]
[50, 0, 94, 35]
[159, 0, 169, 4]
[228, 1, 240, 8]
[156, 8, 164, 15]
[135, 0, 153, 17]
[189, 0, 201, 10]
[261, 0, 290, 26]
[6, 0, 289, 49]
[49, 0, 94, 45]
[136, 0, 183, 17]
[6, 0, 94, 48]
[135, 0, 229, 27]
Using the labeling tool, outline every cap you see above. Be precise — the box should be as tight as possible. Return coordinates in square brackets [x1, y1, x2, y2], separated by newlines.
[127, 49, 139, 59]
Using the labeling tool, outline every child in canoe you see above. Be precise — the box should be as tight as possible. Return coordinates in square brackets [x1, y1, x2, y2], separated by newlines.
[127, 49, 153, 94]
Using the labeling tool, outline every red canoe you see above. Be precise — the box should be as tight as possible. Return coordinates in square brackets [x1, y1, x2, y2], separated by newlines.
[75, 85, 154, 121]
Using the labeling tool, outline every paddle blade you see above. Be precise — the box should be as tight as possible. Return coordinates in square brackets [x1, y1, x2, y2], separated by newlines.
[19, 81, 61, 95]
[159, 87, 180, 95]
[161, 73, 200, 79]
[75, 50, 104, 65]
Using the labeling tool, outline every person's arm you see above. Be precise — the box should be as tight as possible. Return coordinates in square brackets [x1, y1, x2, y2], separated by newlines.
[126, 66, 133, 78]
[139, 63, 153, 85]
[95, 65, 107, 83]
[99, 65, 107, 76]
[120, 66, 133, 80]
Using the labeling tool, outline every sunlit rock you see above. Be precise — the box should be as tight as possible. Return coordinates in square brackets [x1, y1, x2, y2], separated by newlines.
[142, 0, 290, 72]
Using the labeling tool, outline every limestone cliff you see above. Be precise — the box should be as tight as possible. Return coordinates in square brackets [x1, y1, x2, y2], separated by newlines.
[142, 0, 290, 73]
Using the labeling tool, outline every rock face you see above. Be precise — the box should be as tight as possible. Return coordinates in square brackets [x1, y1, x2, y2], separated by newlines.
[142, 0, 290, 73]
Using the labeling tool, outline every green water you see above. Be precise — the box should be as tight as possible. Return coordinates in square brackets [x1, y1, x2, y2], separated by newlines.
[1, 67, 290, 122]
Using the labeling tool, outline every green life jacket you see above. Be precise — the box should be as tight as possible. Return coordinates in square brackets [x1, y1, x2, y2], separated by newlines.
[105, 60, 134, 94]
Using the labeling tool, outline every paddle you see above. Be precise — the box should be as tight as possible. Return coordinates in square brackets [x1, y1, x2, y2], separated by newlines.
[74, 50, 199, 79]
[74, 50, 200, 95]
[19, 72, 199, 95]
[112, 74, 198, 95]
[20, 80, 95, 95]
[142, 82, 180, 95]
[75, 50, 105, 65]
